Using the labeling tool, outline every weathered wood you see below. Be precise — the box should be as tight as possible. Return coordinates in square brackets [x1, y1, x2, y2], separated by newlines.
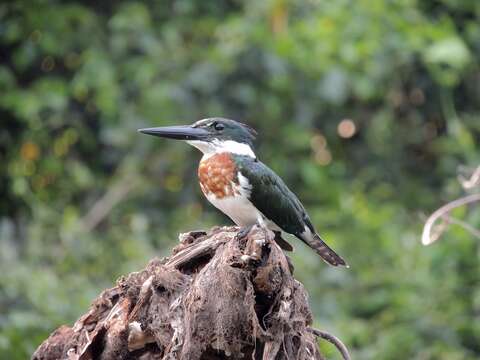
[32, 226, 346, 360]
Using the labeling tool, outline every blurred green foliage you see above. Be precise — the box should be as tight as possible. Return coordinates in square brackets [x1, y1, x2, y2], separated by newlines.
[1, 0, 480, 359]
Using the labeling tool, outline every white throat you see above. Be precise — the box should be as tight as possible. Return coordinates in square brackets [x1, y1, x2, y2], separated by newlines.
[186, 139, 256, 159]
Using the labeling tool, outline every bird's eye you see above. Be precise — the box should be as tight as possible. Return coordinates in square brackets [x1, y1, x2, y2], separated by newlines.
[213, 122, 224, 131]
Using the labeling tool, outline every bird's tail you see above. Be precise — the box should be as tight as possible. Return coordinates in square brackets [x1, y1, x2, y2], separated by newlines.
[301, 232, 348, 267]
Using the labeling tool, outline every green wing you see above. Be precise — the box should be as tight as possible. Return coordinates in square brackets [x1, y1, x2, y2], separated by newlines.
[234, 155, 347, 267]
[234, 155, 313, 236]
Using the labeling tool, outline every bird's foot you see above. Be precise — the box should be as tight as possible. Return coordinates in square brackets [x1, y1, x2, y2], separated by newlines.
[236, 225, 254, 240]
[260, 226, 273, 242]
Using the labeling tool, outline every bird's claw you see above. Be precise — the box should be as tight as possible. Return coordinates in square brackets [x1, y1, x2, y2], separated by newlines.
[235, 225, 254, 240]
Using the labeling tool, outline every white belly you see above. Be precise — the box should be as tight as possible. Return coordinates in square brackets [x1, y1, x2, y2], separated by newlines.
[205, 193, 261, 226]
[201, 170, 282, 231]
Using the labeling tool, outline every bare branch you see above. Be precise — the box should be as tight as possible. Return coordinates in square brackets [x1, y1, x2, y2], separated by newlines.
[80, 174, 138, 232]
[442, 214, 480, 240]
[458, 166, 480, 190]
[308, 327, 351, 360]
[421, 193, 480, 245]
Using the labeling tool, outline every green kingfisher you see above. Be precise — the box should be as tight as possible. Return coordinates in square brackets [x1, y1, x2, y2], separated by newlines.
[139, 118, 347, 267]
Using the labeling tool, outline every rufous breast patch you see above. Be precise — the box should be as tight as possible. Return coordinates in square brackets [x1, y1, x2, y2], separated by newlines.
[198, 153, 240, 198]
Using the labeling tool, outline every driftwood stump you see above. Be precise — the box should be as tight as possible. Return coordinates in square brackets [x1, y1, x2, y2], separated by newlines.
[32, 226, 349, 360]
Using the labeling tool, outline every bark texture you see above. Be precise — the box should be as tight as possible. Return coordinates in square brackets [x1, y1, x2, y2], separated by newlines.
[32, 226, 332, 360]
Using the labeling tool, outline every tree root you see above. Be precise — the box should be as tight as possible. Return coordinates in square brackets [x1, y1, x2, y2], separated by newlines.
[308, 328, 351, 360]
[32, 226, 349, 360]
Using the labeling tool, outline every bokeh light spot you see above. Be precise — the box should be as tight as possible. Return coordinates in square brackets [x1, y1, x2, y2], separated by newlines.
[41, 56, 55, 72]
[337, 119, 356, 139]
[54, 138, 69, 157]
[314, 149, 332, 166]
[165, 175, 182, 192]
[310, 134, 327, 151]
[29, 30, 42, 43]
[20, 141, 40, 161]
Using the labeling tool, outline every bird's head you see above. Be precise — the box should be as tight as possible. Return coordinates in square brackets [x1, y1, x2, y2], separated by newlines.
[138, 118, 257, 158]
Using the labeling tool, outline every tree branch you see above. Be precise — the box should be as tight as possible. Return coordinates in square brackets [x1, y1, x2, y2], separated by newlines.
[442, 214, 480, 240]
[458, 166, 480, 190]
[421, 193, 480, 245]
[309, 327, 351, 360]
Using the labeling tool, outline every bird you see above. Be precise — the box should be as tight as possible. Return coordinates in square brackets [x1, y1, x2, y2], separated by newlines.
[138, 118, 347, 267]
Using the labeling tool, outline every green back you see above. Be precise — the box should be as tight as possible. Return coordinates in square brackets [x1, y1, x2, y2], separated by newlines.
[233, 154, 315, 236]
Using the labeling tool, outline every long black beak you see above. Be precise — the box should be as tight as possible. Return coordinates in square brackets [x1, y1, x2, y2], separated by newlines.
[137, 125, 209, 141]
